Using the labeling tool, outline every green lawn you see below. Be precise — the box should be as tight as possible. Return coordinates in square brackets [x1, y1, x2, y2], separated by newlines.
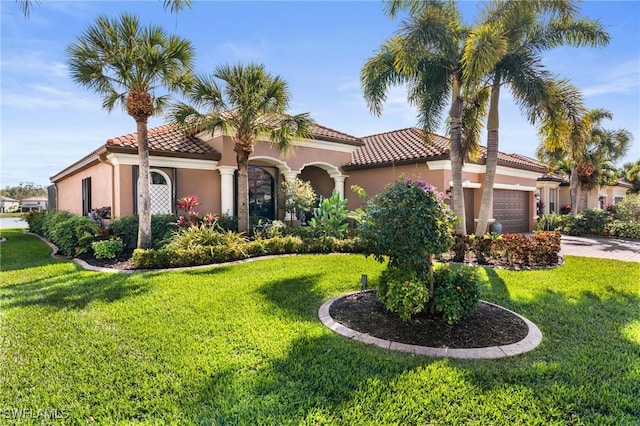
[1, 229, 639, 425]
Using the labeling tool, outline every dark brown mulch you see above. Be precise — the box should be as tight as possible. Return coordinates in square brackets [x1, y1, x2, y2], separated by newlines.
[78, 249, 136, 270]
[329, 291, 529, 349]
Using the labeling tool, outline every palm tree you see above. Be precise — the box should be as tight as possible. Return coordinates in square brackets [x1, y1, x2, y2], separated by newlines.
[622, 160, 640, 194]
[537, 104, 632, 211]
[67, 14, 194, 248]
[462, 0, 609, 234]
[361, 0, 487, 235]
[169, 63, 314, 234]
[18, 0, 192, 18]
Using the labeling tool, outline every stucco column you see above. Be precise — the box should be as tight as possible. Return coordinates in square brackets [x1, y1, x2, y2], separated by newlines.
[332, 175, 347, 199]
[218, 166, 237, 215]
[282, 171, 298, 183]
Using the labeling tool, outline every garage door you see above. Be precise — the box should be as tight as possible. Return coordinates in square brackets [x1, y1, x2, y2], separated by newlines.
[493, 190, 530, 233]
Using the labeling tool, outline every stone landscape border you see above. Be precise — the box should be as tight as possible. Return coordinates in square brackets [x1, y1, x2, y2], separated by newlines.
[318, 292, 543, 359]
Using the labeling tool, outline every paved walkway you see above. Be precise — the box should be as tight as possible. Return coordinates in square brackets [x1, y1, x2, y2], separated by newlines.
[560, 235, 640, 263]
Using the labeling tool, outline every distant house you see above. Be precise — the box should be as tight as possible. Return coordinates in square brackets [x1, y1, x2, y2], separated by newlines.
[536, 174, 632, 214]
[50, 123, 549, 234]
[0, 196, 20, 213]
[21, 196, 48, 212]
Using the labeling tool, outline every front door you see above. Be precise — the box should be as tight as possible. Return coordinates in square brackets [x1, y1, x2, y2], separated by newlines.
[248, 166, 275, 220]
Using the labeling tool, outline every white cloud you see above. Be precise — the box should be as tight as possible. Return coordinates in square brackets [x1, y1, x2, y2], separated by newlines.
[220, 39, 268, 61]
[1, 85, 99, 110]
[1, 51, 69, 79]
[582, 58, 640, 97]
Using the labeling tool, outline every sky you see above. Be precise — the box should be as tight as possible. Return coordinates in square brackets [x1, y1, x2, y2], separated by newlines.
[1, 0, 639, 188]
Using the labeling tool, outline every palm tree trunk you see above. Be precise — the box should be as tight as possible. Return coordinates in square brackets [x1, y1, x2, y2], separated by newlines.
[476, 80, 500, 235]
[136, 120, 152, 249]
[570, 164, 579, 215]
[449, 74, 466, 235]
[237, 152, 250, 234]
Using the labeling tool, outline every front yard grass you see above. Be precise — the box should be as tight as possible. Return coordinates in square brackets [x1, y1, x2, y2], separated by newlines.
[1, 229, 639, 425]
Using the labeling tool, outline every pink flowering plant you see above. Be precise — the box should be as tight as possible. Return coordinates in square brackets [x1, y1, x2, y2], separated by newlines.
[360, 178, 471, 321]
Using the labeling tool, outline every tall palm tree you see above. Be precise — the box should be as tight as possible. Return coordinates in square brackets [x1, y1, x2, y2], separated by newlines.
[622, 160, 640, 194]
[169, 63, 314, 234]
[67, 14, 194, 248]
[538, 108, 631, 211]
[18, 0, 192, 18]
[361, 0, 487, 235]
[462, 0, 609, 234]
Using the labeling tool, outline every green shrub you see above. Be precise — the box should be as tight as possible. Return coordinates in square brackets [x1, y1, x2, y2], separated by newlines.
[264, 236, 303, 254]
[110, 215, 139, 247]
[245, 240, 267, 257]
[378, 267, 430, 321]
[615, 194, 640, 222]
[24, 210, 47, 234]
[309, 190, 349, 238]
[39, 211, 100, 256]
[562, 209, 612, 236]
[434, 266, 480, 324]
[536, 212, 568, 231]
[360, 178, 456, 277]
[110, 214, 177, 248]
[91, 239, 124, 259]
[606, 220, 640, 239]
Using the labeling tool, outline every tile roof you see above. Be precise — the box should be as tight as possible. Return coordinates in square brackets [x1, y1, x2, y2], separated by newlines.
[483, 150, 548, 172]
[346, 127, 547, 172]
[107, 124, 219, 156]
[310, 124, 362, 145]
[347, 128, 450, 168]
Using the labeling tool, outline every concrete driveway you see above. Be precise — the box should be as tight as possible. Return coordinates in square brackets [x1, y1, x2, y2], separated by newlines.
[560, 235, 640, 263]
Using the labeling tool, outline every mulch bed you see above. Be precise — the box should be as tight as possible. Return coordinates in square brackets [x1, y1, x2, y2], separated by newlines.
[329, 291, 529, 349]
[78, 249, 136, 270]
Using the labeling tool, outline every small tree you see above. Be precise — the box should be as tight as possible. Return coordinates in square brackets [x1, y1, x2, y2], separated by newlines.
[360, 178, 457, 316]
[278, 179, 316, 226]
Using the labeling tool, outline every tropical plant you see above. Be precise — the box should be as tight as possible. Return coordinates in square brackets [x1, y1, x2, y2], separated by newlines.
[309, 190, 349, 238]
[622, 160, 640, 193]
[463, 0, 609, 233]
[539, 109, 631, 211]
[169, 63, 314, 233]
[362, 0, 487, 235]
[278, 179, 316, 226]
[67, 14, 194, 248]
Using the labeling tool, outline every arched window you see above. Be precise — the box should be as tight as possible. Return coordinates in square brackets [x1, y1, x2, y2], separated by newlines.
[146, 169, 172, 214]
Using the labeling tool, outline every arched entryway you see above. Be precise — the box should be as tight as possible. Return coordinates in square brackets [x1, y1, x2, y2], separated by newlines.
[248, 166, 276, 220]
[299, 165, 334, 199]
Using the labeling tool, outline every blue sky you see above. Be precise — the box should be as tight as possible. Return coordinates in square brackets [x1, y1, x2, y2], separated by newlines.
[1, 0, 639, 188]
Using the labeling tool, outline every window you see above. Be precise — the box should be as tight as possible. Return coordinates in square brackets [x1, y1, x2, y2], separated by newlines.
[549, 188, 556, 213]
[598, 196, 606, 210]
[81, 177, 92, 216]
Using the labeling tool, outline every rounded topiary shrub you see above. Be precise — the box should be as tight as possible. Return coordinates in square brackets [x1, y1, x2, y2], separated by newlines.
[360, 178, 459, 320]
[434, 266, 480, 324]
[378, 267, 431, 321]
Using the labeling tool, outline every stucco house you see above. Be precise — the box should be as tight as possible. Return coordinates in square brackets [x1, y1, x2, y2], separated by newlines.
[21, 196, 48, 212]
[536, 173, 632, 214]
[0, 196, 20, 213]
[50, 123, 548, 234]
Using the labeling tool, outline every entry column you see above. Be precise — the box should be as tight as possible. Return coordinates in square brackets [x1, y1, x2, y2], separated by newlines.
[218, 166, 237, 215]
